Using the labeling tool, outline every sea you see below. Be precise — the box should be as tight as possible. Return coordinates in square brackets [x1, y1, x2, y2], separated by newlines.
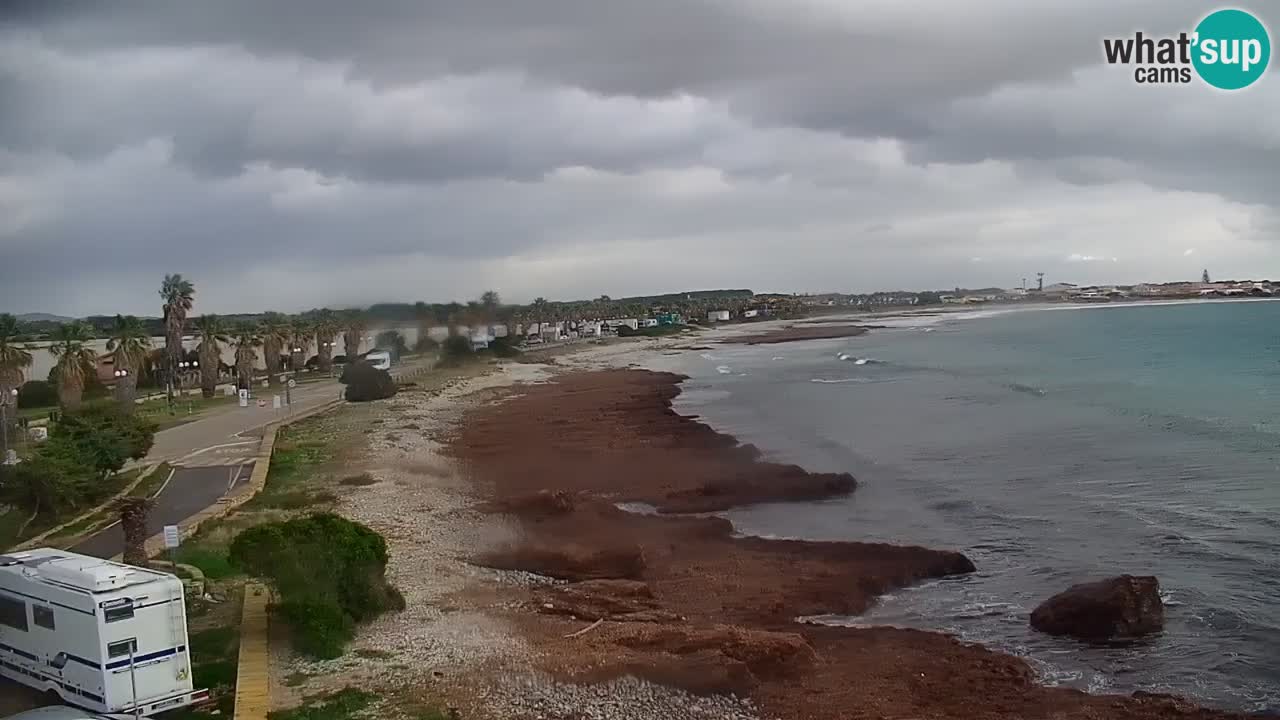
[658, 300, 1280, 714]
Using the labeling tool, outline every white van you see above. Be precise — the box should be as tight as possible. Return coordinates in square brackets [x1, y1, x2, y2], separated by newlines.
[0, 550, 207, 716]
[364, 350, 392, 370]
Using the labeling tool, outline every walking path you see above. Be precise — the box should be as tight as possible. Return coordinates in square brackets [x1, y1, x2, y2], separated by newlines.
[233, 583, 271, 720]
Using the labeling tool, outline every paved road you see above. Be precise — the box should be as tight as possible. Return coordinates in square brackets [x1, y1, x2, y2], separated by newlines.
[145, 379, 346, 464]
[72, 464, 252, 559]
[70, 359, 430, 559]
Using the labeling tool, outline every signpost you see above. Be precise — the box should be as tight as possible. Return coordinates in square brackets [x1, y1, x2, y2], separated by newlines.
[163, 525, 181, 550]
[238, 389, 249, 408]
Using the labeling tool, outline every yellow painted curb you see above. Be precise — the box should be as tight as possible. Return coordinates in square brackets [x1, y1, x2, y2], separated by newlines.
[233, 582, 271, 720]
[116, 398, 347, 561]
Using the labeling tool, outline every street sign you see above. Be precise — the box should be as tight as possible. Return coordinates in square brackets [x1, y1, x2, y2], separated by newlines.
[238, 389, 249, 407]
[272, 395, 282, 410]
[163, 525, 181, 549]
[288, 379, 297, 388]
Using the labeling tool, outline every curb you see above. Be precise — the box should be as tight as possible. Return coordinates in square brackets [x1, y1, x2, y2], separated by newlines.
[115, 398, 346, 561]
[233, 582, 271, 720]
[9, 463, 159, 552]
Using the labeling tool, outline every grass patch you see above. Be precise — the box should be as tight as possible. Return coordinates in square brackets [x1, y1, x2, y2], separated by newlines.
[174, 546, 239, 580]
[2, 466, 147, 550]
[268, 688, 377, 720]
[339, 473, 378, 487]
[129, 461, 174, 498]
[192, 659, 237, 690]
[189, 626, 238, 657]
[255, 490, 339, 510]
[352, 648, 393, 660]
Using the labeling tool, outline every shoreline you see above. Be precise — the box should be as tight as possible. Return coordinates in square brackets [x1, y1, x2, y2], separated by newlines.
[447, 364, 1262, 719]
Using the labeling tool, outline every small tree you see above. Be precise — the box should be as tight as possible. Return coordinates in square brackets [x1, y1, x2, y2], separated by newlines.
[0, 452, 87, 533]
[439, 335, 474, 367]
[373, 330, 408, 361]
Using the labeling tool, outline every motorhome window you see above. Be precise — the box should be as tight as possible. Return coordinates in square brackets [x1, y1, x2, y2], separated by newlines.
[104, 603, 134, 623]
[33, 605, 55, 630]
[107, 638, 137, 658]
[0, 594, 28, 631]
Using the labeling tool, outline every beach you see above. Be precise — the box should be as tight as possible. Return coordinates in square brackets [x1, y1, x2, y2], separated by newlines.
[273, 323, 1276, 719]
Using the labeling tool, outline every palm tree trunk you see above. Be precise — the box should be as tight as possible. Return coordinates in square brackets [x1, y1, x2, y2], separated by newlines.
[165, 319, 182, 405]
[317, 334, 333, 372]
[344, 330, 360, 360]
[59, 379, 83, 412]
[116, 498, 154, 568]
[114, 369, 138, 413]
[264, 339, 282, 385]
[0, 379, 16, 443]
[199, 346, 219, 398]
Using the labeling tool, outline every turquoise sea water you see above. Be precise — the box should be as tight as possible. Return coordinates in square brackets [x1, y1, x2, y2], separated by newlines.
[666, 300, 1280, 713]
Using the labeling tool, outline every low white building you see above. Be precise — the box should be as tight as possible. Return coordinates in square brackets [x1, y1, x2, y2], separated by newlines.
[743, 309, 759, 318]
[707, 310, 731, 322]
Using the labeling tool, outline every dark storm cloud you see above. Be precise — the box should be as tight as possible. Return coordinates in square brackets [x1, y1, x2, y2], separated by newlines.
[1, 0, 1278, 315]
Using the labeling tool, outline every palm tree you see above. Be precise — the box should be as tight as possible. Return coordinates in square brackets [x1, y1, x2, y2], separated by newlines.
[105, 315, 152, 412]
[193, 314, 230, 398]
[0, 312, 34, 404]
[116, 497, 155, 568]
[48, 322, 96, 411]
[230, 324, 261, 390]
[290, 315, 314, 370]
[159, 274, 195, 403]
[340, 309, 367, 361]
[309, 309, 339, 372]
[413, 302, 433, 351]
[258, 312, 292, 385]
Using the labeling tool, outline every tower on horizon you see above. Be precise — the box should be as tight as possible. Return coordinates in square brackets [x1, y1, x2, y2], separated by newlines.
[1202, 268, 1211, 284]
[1036, 272, 1044, 291]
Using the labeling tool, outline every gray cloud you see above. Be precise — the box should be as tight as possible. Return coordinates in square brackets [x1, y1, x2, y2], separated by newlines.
[1, 0, 1278, 315]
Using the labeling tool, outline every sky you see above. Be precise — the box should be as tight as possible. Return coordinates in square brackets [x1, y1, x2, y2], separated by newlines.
[1, 0, 1278, 316]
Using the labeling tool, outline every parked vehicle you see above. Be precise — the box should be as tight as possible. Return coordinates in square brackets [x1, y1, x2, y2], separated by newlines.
[364, 350, 392, 370]
[0, 550, 208, 716]
[3, 706, 109, 720]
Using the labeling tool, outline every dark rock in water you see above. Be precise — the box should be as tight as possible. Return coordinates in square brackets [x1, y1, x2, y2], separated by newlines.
[1030, 575, 1164, 640]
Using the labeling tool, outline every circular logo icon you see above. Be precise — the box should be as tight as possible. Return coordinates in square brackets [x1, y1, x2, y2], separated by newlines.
[1192, 9, 1271, 90]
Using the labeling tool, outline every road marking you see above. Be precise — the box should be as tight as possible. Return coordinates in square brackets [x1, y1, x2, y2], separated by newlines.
[152, 466, 178, 499]
[175, 439, 258, 463]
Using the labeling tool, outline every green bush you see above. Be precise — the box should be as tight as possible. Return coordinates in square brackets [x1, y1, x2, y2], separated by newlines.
[17, 380, 57, 409]
[489, 336, 520, 358]
[51, 405, 157, 478]
[340, 362, 397, 402]
[229, 514, 404, 659]
[441, 335, 473, 359]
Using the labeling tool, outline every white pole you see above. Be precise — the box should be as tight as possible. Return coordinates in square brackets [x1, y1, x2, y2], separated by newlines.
[129, 643, 141, 719]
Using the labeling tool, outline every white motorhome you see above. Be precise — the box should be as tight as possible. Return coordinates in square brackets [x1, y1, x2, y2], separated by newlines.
[0, 549, 208, 716]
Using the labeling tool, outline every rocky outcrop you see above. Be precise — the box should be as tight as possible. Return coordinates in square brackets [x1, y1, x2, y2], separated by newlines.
[476, 543, 646, 581]
[1030, 575, 1164, 640]
[534, 579, 683, 623]
[659, 467, 856, 513]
